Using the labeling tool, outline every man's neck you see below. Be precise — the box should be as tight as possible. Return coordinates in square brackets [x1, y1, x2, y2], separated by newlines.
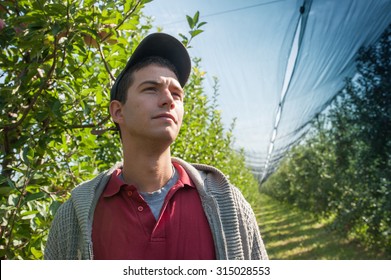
[121, 140, 174, 193]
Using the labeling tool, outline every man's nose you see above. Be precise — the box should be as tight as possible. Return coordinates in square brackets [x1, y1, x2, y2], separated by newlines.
[158, 88, 175, 109]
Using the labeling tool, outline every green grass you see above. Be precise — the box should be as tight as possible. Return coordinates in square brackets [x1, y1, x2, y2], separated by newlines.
[254, 193, 390, 259]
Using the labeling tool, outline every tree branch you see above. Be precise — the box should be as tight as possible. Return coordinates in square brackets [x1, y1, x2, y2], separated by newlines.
[1, 130, 12, 179]
[46, 115, 114, 134]
[97, 43, 115, 81]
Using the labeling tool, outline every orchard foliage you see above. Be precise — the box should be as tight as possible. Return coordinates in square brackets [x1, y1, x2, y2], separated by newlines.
[0, 1, 258, 259]
[262, 25, 391, 252]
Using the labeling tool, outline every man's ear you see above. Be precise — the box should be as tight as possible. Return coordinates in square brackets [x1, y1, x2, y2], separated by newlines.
[109, 100, 123, 125]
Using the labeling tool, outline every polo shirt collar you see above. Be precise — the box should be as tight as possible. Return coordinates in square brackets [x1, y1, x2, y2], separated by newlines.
[103, 168, 129, 198]
[172, 161, 195, 190]
[103, 162, 195, 198]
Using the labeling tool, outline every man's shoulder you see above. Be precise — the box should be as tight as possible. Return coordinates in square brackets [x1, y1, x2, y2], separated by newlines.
[172, 157, 226, 177]
[72, 173, 103, 193]
[172, 157, 226, 178]
[172, 157, 237, 194]
[71, 162, 123, 195]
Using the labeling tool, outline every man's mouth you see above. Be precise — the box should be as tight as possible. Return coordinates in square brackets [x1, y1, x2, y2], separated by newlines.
[153, 113, 177, 123]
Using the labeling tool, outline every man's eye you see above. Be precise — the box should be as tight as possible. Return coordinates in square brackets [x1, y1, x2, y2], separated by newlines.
[172, 92, 182, 99]
[144, 87, 158, 92]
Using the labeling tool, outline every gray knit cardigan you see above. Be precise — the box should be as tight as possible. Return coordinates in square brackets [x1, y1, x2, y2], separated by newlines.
[44, 158, 268, 260]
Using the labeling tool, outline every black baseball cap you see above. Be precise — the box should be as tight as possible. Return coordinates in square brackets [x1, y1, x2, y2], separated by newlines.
[110, 33, 191, 101]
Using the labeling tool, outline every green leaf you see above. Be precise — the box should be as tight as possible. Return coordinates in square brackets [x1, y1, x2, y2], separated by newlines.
[117, 21, 138, 30]
[20, 146, 34, 165]
[0, 186, 13, 196]
[96, 90, 103, 105]
[193, 11, 200, 25]
[186, 15, 194, 29]
[197, 21, 207, 29]
[31, 247, 43, 259]
[6, 177, 17, 189]
[178, 33, 189, 47]
[190, 29, 204, 38]
[24, 192, 47, 203]
[21, 210, 39, 219]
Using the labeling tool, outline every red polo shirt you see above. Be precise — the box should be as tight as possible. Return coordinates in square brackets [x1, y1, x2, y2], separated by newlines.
[92, 162, 216, 260]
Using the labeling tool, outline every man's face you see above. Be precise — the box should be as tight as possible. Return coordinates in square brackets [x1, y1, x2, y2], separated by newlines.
[112, 64, 184, 145]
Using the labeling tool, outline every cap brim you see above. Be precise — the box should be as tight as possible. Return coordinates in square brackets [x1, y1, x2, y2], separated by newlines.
[111, 33, 191, 101]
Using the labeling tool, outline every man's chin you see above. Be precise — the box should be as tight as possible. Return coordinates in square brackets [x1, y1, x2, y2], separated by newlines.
[150, 130, 179, 145]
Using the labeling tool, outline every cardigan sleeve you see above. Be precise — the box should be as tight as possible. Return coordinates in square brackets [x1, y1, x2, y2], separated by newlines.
[44, 200, 81, 260]
[231, 186, 269, 260]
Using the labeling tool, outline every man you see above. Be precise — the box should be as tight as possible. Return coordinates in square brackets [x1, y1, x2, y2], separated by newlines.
[44, 33, 268, 260]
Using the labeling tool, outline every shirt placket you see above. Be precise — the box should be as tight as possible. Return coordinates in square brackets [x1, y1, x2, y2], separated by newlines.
[122, 185, 156, 236]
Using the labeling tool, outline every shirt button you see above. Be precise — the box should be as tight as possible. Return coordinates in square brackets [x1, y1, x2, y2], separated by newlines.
[137, 206, 144, 212]
[127, 191, 132, 197]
